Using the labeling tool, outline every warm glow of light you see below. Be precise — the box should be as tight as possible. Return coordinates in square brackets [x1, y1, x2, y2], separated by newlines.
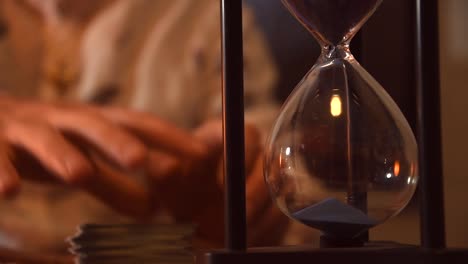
[394, 161, 400, 177]
[330, 94, 342, 117]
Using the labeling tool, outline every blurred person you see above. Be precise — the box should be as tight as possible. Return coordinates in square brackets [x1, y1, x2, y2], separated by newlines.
[0, 0, 287, 253]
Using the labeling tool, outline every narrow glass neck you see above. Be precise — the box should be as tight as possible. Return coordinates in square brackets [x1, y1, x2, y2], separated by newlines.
[319, 44, 353, 62]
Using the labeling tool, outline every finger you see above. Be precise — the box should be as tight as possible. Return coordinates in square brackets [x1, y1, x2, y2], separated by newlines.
[244, 123, 261, 173]
[146, 150, 223, 224]
[98, 107, 207, 158]
[193, 120, 224, 186]
[84, 154, 153, 220]
[45, 107, 148, 169]
[195, 120, 261, 187]
[4, 119, 94, 185]
[146, 150, 180, 181]
[11, 146, 60, 184]
[146, 151, 198, 219]
[0, 143, 20, 198]
[193, 119, 223, 150]
[246, 154, 271, 226]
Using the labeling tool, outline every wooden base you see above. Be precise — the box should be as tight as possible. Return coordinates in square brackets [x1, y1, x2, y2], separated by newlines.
[196, 243, 468, 264]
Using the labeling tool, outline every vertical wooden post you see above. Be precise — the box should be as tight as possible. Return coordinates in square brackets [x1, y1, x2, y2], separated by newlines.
[415, 0, 446, 249]
[221, 0, 247, 251]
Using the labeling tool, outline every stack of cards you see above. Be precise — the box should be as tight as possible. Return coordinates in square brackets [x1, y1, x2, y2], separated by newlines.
[68, 224, 194, 264]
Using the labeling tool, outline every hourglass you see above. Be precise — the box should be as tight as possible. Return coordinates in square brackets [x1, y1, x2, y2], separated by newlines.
[263, 0, 418, 245]
[198, 0, 468, 263]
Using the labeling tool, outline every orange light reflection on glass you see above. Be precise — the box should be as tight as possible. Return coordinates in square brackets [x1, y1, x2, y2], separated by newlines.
[330, 94, 342, 117]
[394, 161, 400, 177]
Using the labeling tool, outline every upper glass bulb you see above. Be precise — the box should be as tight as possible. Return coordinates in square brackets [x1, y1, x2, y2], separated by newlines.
[264, 0, 418, 240]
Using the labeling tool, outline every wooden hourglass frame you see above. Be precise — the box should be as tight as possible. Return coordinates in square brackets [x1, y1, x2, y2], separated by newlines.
[196, 0, 468, 263]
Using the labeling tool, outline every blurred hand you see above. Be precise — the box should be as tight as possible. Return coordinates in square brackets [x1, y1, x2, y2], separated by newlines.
[0, 96, 207, 217]
[0, 96, 288, 247]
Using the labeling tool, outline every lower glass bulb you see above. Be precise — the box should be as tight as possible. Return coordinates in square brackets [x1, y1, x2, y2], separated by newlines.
[264, 48, 418, 239]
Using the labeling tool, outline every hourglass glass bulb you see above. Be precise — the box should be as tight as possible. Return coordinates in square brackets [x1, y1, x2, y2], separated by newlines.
[264, 0, 418, 240]
[283, 0, 382, 46]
